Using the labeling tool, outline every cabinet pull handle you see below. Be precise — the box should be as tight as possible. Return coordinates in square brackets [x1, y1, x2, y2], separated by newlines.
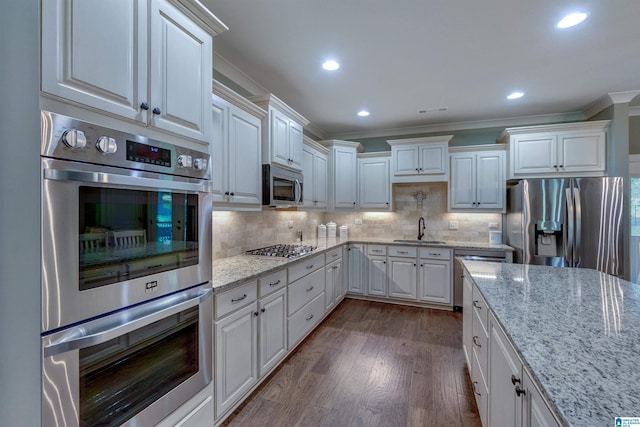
[231, 294, 247, 303]
[473, 300, 481, 309]
[515, 385, 526, 397]
[269, 280, 281, 287]
[306, 314, 314, 321]
[472, 381, 481, 396]
[152, 107, 161, 115]
[398, 251, 408, 254]
[472, 336, 482, 347]
[306, 264, 314, 269]
[306, 286, 314, 292]
[332, 253, 338, 257]
[139, 102, 149, 111]
[429, 252, 440, 256]
[511, 375, 521, 385]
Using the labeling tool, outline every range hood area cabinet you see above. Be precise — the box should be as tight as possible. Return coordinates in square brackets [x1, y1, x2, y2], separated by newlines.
[388, 136, 452, 183]
[250, 94, 309, 172]
[211, 81, 265, 210]
[448, 145, 506, 213]
[498, 120, 610, 179]
[41, 0, 227, 147]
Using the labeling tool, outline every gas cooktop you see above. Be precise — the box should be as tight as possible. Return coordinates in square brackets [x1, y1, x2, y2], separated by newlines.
[246, 244, 316, 259]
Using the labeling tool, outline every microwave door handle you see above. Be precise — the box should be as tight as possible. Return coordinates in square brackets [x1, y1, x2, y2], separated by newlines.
[43, 288, 212, 358]
[565, 187, 574, 266]
[43, 169, 206, 193]
[295, 179, 302, 203]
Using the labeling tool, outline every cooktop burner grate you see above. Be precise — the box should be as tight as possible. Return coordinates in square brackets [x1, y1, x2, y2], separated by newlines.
[246, 244, 316, 259]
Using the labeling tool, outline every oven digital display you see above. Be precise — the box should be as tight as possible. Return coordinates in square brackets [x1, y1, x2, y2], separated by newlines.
[126, 141, 171, 167]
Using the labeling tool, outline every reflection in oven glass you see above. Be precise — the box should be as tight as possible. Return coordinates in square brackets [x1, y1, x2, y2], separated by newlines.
[78, 186, 199, 290]
[79, 306, 198, 426]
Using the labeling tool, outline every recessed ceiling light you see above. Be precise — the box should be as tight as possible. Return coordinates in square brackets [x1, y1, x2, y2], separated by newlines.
[357, 110, 370, 117]
[557, 12, 587, 29]
[322, 60, 340, 71]
[507, 91, 525, 100]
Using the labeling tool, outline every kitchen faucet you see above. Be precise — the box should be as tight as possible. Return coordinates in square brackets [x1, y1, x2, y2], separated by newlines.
[418, 217, 425, 240]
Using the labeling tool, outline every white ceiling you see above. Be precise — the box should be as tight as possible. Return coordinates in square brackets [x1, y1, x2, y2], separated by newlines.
[204, 0, 640, 139]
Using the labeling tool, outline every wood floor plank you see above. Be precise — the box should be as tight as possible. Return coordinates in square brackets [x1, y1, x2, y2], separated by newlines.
[219, 298, 480, 427]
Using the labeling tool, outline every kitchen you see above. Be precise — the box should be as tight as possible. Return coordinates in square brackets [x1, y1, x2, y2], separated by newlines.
[2, 1, 640, 427]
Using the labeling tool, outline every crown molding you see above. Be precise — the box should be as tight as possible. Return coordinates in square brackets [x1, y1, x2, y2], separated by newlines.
[304, 123, 328, 141]
[582, 90, 640, 118]
[213, 80, 267, 119]
[358, 151, 391, 159]
[330, 111, 584, 140]
[497, 120, 611, 143]
[608, 90, 640, 104]
[303, 135, 329, 154]
[449, 143, 508, 153]
[213, 53, 267, 96]
[173, 0, 228, 35]
[249, 93, 310, 126]
[630, 106, 640, 117]
[387, 135, 454, 146]
[319, 139, 365, 153]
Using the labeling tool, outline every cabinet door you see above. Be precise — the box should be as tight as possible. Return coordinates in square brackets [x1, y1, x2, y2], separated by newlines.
[41, 0, 147, 122]
[359, 158, 391, 210]
[558, 132, 606, 173]
[476, 151, 505, 210]
[313, 153, 328, 208]
[392, 145, 419, 175]
[368, 256, 388, 297]
[418, 259, 451, 304]
[271, 110, 290, 167]
[325, 263, 336, 311]
[258, 289, 286, 378]
[228, 106, 262, 206]
[211, 96, 229, 203]
[488, 313, 523, 427]
[301, 147, 315, 208]
[150, 0, 212, 142]
[288, 121, 304, 171]
[512, 135, 557, 175]
[419, 144, 447, 174]
[388, 257, 417, 299]
[462, 275, 473, 368]
[348, 244, 366, 294]
[449, 153, 476, 209]
[523, 369, 561, 427]
[333, 260, 343, 304]
[334, 148, 358, 209]
[215, 303, 258, 418]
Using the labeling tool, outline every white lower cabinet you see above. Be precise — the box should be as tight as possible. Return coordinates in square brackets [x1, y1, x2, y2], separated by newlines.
[325, 249, 343, 310]
[157, 383, 213, 427]
[347, 244, 367, 295]
[388, 246, 417, 299]
[258, 288, 287, 377]
[287, 264, 326, 350]
[417, 248, 452, 304]
[368, 253, 388, 297]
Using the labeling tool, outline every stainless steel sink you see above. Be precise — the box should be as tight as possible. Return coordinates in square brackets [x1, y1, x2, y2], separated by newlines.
[393, 239, 447, 245]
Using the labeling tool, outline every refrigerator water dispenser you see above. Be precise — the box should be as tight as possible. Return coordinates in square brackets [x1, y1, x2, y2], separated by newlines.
[535, 220, 563, 257]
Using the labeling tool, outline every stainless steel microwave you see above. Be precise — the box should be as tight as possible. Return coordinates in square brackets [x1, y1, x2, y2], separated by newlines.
[262, 164, 303, 207]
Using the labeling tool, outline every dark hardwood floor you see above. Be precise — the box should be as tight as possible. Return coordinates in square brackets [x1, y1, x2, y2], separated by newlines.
[221, 299, 481, 427]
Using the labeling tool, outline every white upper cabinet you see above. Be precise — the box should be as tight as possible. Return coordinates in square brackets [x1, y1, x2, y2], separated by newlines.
[211, 82, 265, 210]
[358, 154, 392, 211]
[251, 94, 309, 171]
[449, 147, 506, 212]
[498, 121, 610, 179]
[388, 136, 452, 183]
[321, 140, 362, 211]
[41, 0, 227, 144]
[301, 137, 328, 209]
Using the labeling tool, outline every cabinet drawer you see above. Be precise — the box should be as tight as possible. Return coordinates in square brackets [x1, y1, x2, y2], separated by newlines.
[288, 253, 325, 283]
[471, 349, 489, 427]
[367, 245, 387, 256]
[419, 247, 452, 260]
[288, 292, 325, 350]
[288, 268, 325, 315]
[388, 246, 417, 258]
[325, 247, 343, 263]
[258, 269, 287, 297]
[472, 308, 489, 380]
[215, 280, 258, 320]
[472, 285, 489, 333]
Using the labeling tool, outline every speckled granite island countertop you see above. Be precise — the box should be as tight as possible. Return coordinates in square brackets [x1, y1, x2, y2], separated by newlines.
[213, 238, 513, 292]
[461, 260, 640, 426]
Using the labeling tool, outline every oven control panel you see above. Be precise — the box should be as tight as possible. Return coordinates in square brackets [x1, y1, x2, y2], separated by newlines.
[41, 111, 211, 180]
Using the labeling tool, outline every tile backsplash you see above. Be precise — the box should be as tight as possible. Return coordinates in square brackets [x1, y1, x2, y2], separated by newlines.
[212, 182, 502, 259]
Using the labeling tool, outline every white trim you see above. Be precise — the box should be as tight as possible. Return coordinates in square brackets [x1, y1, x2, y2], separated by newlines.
[330, 111, 584, 140]
[608, 90, 640, 104]
[319, 139, 364, 153]
[212, 80, 267, 119]
[449, 143, 508, 153]
[357, 151, 391, 158]
[582, 94, 613, 119]
[213, 52, 268, 96]
[303, 135, 329, 154]
[172, 0, 228, 35]
[249, 93, 310, 126]
[497, 120, 611, 143]
[387, 135, 454, 146]
[304, 123, 328, 141]
[630, 106, 640, 117]
[630, 154, 640, 176]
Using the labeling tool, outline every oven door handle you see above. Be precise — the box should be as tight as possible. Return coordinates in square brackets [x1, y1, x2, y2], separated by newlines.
[43, 288, 212, 357]
[44, 168, 207, 193]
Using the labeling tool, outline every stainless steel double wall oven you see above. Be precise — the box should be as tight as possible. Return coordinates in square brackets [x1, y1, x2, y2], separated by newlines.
[40, 111, 213, 426]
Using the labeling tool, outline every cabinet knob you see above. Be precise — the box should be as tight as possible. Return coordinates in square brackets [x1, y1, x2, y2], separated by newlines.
[254, 311, 259, 316]
[415, 168, 419, 172]
[515, 385, 526, 397]
[152, 107, 161, 115]
[139, 102, 149, 111]
[224, 191, 230, 196]
[559, 164, 564, 168]
[553, 165, 558, 169]
[261, 308, 266, 313]
[230, 192, 235, 196]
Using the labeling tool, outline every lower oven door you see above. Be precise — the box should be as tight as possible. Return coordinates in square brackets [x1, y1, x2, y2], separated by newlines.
[42, 157, 213, 332]
[42, 284, 212, 427]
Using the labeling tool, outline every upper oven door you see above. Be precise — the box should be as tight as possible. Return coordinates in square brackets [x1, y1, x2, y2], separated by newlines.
[41, 158, 213, 332]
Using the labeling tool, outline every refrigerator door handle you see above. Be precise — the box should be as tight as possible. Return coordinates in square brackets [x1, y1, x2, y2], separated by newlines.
[565, 187, 574, 266]
[573, 187, 582, 267]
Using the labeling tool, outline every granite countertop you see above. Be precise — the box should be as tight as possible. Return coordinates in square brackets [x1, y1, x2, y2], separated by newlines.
[461, 260, 640, 426]
[212, 238, 513, 292]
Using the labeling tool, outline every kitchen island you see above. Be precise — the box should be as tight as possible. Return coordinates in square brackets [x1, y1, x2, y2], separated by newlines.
[461, 260, 640, 426]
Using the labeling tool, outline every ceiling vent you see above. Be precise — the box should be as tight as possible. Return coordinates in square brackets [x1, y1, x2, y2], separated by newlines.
[417, 107, 448, 114]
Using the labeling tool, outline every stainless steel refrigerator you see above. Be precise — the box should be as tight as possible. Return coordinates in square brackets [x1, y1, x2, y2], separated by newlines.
[505, 177, 624, 276]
